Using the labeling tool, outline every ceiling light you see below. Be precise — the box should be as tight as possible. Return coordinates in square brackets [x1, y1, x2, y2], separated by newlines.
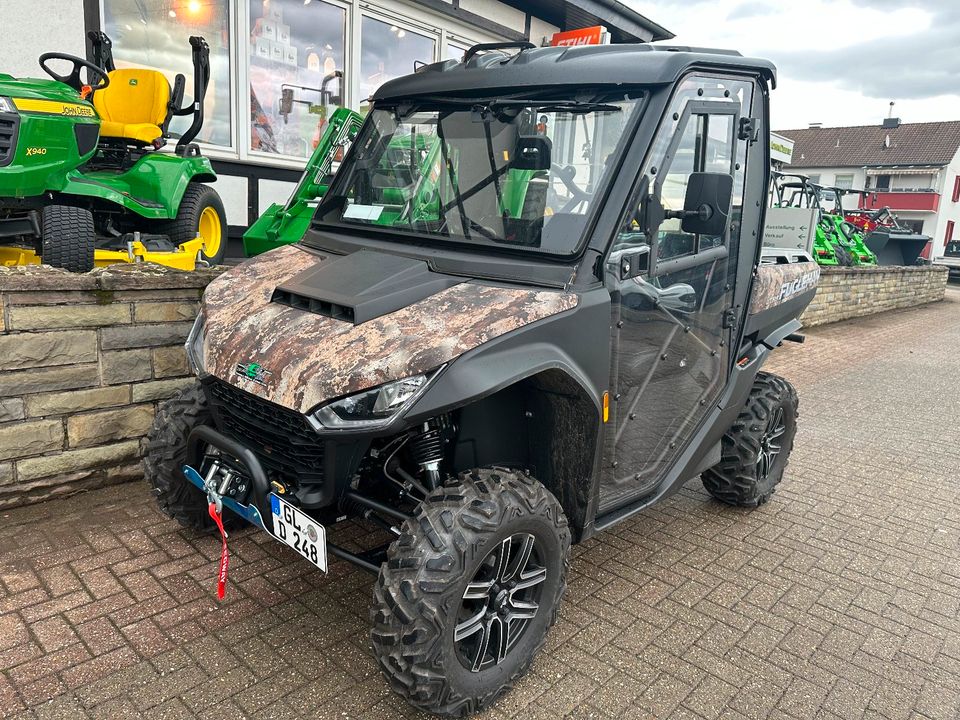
[188, 0, 201, 13]
[397, 29, 406, 38]
[168, 9, 176, 17]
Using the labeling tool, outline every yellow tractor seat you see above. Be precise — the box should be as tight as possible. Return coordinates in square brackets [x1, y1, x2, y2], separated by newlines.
[93, 68, 171, 145]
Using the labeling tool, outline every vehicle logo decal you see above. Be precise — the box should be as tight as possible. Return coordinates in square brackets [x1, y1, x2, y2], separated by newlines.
[235, 362, 272, 387]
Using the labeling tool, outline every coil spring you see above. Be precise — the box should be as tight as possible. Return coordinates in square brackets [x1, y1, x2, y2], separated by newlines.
[409, 422, 443, 467]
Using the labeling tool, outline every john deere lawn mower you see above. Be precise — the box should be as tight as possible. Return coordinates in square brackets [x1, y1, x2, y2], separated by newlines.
[0, 31, 225, 272]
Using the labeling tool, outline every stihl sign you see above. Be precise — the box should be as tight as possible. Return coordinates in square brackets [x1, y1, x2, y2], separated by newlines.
[550, 26, 609, 47]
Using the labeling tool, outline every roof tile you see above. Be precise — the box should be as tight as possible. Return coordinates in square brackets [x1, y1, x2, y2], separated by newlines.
[777, 121, 960, 168]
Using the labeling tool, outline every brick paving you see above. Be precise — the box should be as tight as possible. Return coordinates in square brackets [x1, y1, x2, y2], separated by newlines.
[1, 289, 959, 720]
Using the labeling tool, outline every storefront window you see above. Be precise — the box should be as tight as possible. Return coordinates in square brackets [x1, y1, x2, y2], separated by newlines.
[359, 16, 435, 102]
[102, 0, 232, 147]
[249, 0, 345, 158]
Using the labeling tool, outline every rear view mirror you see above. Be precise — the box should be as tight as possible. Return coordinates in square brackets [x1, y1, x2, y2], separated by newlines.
[513, 136, 551, 171]
[677, 172, 733, 236]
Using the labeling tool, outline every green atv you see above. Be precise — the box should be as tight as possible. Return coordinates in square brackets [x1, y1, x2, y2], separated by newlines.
[0, 31, 226, 272]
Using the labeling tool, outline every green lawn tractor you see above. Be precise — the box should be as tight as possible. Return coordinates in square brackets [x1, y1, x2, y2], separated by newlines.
[0, 31, 226, 272]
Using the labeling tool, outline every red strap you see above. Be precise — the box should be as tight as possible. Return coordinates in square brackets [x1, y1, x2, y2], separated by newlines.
[207, 503, 229, 600]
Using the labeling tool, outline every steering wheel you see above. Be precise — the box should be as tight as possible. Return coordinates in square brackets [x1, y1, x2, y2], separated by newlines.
[550, 163, 593, 213]
[38, 53, 110, 93]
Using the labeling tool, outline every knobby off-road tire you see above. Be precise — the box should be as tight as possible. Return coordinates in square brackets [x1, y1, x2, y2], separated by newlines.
[160, 183, 227, 265]
[372, 468, 571, 717]
[41, 205, 95, 273]
[833, 244, 855, 267]
[702, 372, 799, 507]
[142, 383, 239, 532]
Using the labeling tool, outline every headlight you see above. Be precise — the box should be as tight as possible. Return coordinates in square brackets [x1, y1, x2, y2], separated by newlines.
[185, 310, 207, 377]
[312, 370, 439, 429]
[0, 97, 16, 114]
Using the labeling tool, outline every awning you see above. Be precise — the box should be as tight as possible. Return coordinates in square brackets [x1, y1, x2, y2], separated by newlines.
[865, 167, 939, 176]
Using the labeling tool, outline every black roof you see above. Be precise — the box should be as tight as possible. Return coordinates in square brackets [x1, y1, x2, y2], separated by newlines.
[372, 44, 777, 102]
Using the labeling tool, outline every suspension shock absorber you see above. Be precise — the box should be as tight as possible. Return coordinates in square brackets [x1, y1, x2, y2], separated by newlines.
[409, 417, 446, 491]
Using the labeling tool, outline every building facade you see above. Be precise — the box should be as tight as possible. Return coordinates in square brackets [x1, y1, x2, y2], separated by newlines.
[778, 120, 960, 260]
[0, 0, 670, 240]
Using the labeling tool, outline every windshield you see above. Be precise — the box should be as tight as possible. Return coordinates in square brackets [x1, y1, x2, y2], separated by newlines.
[311, 92, 644, 256]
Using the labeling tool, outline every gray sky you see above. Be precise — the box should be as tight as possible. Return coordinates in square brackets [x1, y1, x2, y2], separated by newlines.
[626, 0, 960, 131]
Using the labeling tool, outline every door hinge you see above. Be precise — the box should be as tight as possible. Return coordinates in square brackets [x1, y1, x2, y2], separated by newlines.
[722, 306, 739, 329]
[738, 116, 759, 143]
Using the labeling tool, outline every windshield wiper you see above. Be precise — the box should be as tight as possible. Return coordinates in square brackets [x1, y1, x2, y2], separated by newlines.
[490, 100, 621, 114]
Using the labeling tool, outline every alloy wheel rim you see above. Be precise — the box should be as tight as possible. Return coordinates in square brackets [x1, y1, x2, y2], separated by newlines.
[757, 406, 786, 480]
[198, 206, 222, 257]
[454, 532, 547, 673]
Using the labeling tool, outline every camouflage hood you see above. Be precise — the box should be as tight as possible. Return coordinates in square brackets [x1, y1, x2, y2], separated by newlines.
[200, 245, 579, 414]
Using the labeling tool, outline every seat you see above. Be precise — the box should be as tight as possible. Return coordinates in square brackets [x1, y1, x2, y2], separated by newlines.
[92, 68, 171, 145]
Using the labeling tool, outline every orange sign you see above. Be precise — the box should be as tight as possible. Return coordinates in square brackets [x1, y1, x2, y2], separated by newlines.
[550, 26, 608, 47]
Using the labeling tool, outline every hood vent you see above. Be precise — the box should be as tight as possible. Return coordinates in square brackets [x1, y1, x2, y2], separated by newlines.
[271, 249, 464, 325]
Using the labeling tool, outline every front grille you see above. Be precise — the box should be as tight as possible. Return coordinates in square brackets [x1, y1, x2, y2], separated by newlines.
[204, 379, 325, 484]
[0, 113, 19, 168]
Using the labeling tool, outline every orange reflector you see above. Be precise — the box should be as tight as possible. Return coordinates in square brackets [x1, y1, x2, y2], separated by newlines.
[602, 391, 609, 422]
[737, 355, 750, 367]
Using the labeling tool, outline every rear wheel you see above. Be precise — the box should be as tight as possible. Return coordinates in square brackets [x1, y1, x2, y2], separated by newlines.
[160, 184, 227, 265]
[41, 205, 95, 273]
[702, 372, 798, 507]
[371, 468, 570, 716]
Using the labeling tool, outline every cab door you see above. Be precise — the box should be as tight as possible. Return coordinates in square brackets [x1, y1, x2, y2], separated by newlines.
[599, 76, 755, 514]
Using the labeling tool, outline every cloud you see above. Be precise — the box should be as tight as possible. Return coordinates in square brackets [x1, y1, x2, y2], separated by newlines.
[726, 2, 777, 21]
[769, 1, 959, 101]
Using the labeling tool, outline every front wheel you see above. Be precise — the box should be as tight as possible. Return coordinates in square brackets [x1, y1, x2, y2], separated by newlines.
[371, 468, 570, 717]
[161, 183, 227, 265]
[41, 205, 95, 273]
[143, 383, 239, 532]
[702, 372, 799, 507]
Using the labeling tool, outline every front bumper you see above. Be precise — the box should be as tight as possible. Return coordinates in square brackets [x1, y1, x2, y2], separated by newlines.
[184, 424, 273, 528]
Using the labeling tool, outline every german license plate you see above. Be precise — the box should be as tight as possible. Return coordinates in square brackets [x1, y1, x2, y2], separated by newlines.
[270, 494, 327, 572]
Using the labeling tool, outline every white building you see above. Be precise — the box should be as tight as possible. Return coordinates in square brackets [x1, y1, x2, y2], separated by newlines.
[778, 119, 960, 261]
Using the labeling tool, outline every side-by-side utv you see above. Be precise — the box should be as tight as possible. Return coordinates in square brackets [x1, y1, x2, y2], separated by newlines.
[144, 42, 818, 716]
[0, 32, 226, 272]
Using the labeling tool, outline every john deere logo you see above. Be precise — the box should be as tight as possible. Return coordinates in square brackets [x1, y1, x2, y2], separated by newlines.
[129, 78, 138, 86]
[235, 362, 272, 387]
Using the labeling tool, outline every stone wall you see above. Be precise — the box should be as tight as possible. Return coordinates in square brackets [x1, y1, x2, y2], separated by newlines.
[0, 264, 223, 508]
[0, 260, 950, 508]
[800, 264, 949, 328]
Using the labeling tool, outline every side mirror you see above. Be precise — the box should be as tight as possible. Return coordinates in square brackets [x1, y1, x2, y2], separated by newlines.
[279, 87, 294, 123]
[673, 172, 733, 236]
[514, 136, 551, 171]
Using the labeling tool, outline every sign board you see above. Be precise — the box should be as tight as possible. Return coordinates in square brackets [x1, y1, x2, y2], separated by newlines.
[770, 132, 794, 165]
[763, 206, 817, 252]
[550, 26, 609, 47]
